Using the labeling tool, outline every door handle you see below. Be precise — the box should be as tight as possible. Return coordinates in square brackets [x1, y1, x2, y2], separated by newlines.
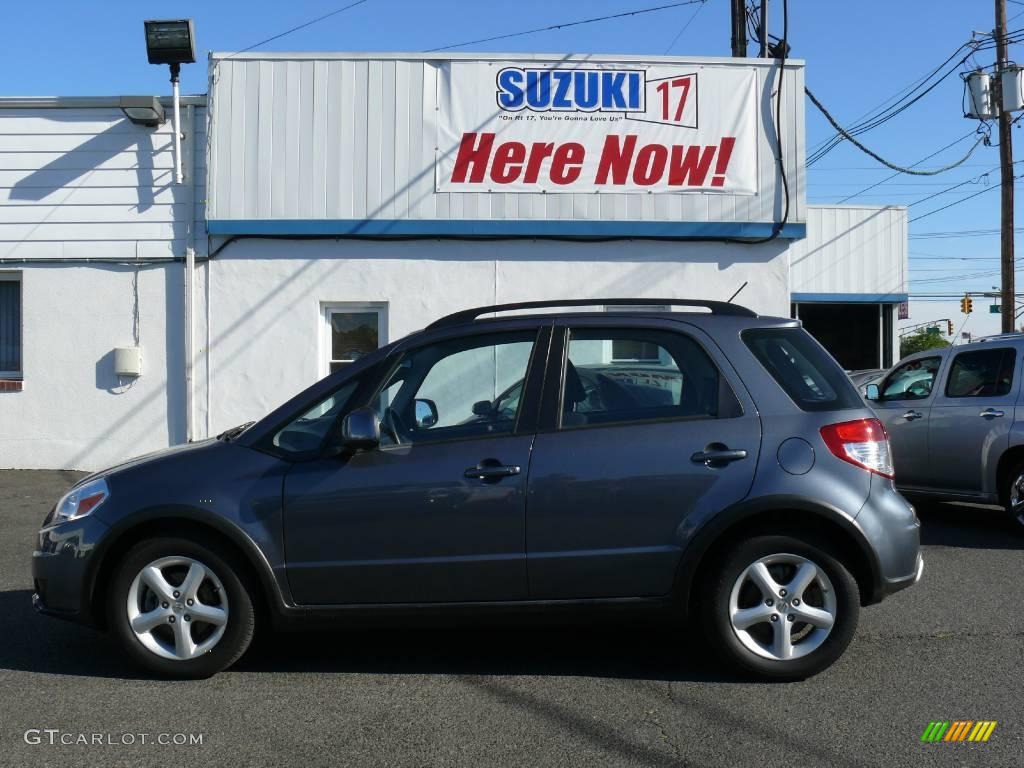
[464, 461, 521, 481]
[980, 408, 1005, 418]
[902, 410, 923, 421]
[691, 448, 748, 467]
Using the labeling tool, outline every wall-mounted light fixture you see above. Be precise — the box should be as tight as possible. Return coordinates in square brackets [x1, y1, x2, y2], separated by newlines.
[118, 96, 166, 128]
[143, 19, 196, 184]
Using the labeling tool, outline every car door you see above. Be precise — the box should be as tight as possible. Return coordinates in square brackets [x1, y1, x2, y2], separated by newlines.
[282, 327, 548, 605]
[927, 346, 1016, 495]
[870, 355, 943, 490]
[525, 319, 761, 599]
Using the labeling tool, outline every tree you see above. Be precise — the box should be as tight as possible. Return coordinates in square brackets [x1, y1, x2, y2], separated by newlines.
[900, 328, 951, 358]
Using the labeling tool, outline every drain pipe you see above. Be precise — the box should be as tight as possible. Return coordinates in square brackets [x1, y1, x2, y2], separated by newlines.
[182, 104, 196, 442]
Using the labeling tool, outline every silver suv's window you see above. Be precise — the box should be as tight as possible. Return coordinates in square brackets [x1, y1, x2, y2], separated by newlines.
[945, 348, 1015, 398]
[879, 357, 941, 401]
[743, 328, 862, 412]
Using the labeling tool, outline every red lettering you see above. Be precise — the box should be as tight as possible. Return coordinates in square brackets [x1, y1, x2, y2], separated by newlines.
[490, 142, 526, 184]
[551, 143, 585, 185]
[595, 135, 637, 185]
[668, 145, 717, 186]
[633, 145, 667, 185]
[523, 142, 555, 183]
[451, 132, 495, 183]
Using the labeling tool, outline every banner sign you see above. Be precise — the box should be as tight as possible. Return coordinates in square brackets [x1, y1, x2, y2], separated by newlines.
[436, 61, 758, 194]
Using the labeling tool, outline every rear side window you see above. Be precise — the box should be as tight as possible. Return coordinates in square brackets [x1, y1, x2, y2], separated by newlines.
[945, 348, 1016, 398]
[743, 328, 862, 412]
[560, 328, 741, 429]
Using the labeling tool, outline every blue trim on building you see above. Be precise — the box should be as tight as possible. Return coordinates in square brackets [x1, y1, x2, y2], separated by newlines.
[207, 219, 807, 239]
[791, 292, 908, 304]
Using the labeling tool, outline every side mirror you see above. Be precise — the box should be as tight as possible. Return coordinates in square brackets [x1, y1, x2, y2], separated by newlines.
[471, 400, 493, 418]
[414, 398, 439, 428]
[864, 383, 880, 401]
[340, 406, 380, 450]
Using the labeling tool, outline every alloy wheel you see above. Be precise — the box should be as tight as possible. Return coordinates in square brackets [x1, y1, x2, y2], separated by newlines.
[1009, 472, 1024, 528]
[126, 556, 229, 661]
[728, 552, 837, 661]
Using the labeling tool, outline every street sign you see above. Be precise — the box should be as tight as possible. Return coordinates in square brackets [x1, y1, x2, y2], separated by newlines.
[898, 301, 909, 320]
[991, 304, 1001, 313]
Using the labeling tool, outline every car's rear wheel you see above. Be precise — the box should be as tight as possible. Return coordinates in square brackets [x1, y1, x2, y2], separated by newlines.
[108, 537, 255, 678]
[701, 535, 859, 681]
[1003, 461, 1024, 534]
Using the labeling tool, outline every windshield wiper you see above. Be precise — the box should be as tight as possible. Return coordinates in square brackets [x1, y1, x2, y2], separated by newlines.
[217, 421, 255, 441]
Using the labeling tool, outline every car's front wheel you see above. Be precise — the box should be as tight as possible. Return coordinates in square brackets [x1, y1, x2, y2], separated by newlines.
[701, 535, 860, 680]
[108, 537, 256, 678]
[1002, 460, 1024, 534]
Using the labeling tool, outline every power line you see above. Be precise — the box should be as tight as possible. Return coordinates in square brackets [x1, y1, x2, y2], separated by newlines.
[805, 88, 987, 175]
[663, 0, 710, 54]
[835, 130, 980, 203]
[428, 0, 705, 52]
[227, 0, 372, 56]
[909, 175, 1020, 222]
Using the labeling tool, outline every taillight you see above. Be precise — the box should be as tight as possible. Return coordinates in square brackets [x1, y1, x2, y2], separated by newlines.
[819, 418, 894, 479]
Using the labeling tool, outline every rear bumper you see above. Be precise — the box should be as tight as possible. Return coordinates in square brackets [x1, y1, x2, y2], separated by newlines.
[857, 475, 923, 604]
[880, 552, 924, 599]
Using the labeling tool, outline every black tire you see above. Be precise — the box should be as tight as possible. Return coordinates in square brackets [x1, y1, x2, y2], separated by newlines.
[107, 537, 256, 679]
[1001, 459, 1024, 534]
[700, 534, 860, 681]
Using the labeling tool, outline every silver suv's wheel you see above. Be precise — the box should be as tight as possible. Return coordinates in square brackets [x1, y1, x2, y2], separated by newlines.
[109, 537, 255, 678]
[728, 553, 837, 661]
[702, 534, 859, 680]
[126, 556, 229, 661]
[1006, 468, 1024, 531]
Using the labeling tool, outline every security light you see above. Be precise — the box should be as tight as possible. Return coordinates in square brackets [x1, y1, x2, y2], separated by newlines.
[119, 96, 166, 128]
[143, 19, 196, 66]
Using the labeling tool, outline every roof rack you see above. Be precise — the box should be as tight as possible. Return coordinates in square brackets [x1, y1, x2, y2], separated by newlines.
[426, 298, 757, 329]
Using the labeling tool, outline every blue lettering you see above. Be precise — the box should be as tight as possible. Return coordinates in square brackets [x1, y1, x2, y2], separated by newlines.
[526, 70, 551, 109]
[574, 71, 599, 109]
[601, 72, 628, 109]
[497, 69, 524, 110]
[627, 72, 641, 109]
[552, 71, 573, 109]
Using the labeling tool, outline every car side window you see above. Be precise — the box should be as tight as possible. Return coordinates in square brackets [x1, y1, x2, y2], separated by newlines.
[372, 331, 537, 446]
[944, 348, 1016, 398]
[560, 328, 740, 429]
[879, 357, 941, 401]
[272, 380, 359, 454]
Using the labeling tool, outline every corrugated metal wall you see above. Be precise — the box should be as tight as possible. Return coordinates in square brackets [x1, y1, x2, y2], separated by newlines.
[789, 205, 908, 297]
[207, 53, 805, 228]
[0, 104, 207, 259]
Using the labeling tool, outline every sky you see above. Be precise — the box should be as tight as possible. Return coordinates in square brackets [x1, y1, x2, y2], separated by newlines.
[2, 0, 1019, 341]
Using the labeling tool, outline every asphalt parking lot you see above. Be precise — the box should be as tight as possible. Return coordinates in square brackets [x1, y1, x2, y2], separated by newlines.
[1, 470, 1022, 768]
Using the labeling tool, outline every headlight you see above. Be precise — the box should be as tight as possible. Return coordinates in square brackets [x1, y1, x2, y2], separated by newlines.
[53, 478, 110, 523]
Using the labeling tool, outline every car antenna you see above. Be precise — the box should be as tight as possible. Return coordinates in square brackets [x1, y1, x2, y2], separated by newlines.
[727, 281, 748, 303]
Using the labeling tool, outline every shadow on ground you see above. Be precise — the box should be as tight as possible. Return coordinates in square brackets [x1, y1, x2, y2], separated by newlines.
[915, 500, 1022, 549]
[0, 587, 744, 683]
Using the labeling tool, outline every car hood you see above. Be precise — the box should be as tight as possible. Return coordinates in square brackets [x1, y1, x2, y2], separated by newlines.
[76, 438, 221, 487]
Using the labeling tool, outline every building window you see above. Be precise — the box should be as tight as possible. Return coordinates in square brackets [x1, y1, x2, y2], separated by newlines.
[0, 273, 21, 381]
[323, 303, 387, 375]
[604, 305, 669, 363]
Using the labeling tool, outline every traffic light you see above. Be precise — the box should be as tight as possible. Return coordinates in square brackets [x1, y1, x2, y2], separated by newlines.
[960, 295, 973, 314]
[947, 320, 954, 335]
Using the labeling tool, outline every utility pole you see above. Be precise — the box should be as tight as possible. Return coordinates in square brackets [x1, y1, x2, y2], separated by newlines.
[731, 0, 748, 57]
[997, 0, 1016, 333]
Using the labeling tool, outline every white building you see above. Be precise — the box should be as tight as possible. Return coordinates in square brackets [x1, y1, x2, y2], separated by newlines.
[0, 53, 906, 471]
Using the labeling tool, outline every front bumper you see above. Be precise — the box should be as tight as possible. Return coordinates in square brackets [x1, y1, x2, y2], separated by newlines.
[31, 515, 110, 625]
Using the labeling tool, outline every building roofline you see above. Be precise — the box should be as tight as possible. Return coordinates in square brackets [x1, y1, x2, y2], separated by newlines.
[0, 95, 207, 109]
[209, 51, 805, 67]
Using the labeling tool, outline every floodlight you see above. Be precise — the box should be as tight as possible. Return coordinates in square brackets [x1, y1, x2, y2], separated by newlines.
[119, 96, 166, 128]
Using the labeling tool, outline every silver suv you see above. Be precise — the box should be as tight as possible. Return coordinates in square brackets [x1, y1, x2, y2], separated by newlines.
[867, 335, 1024, 530]
[33, 299, 922, 680]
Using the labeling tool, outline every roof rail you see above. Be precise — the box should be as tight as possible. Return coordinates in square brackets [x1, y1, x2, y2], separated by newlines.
[426, 298, 757, 329]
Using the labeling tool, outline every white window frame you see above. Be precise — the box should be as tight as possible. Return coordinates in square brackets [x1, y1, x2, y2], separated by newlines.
[602, 304, 671, 364]
[320, 302, 388, 377]
[0, 272, 22, 379]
